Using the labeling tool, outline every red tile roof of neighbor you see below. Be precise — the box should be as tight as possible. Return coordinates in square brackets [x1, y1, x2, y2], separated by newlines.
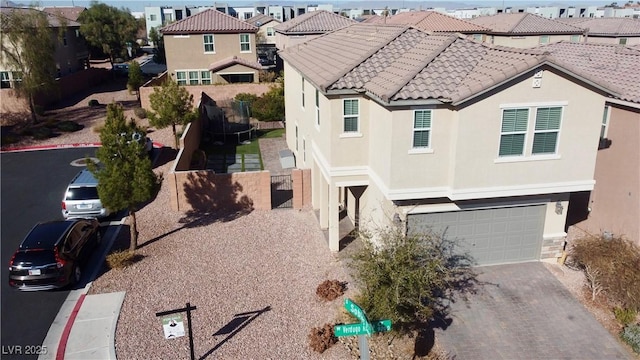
[361, 11, 488, 33]
[556, 17, 640, 36]
[467, 13, 584, 35]
[42, 6, 85, 22]
[274, 10, 356, 34]
[280, 23, 640, 106]
[0, 6, 80, 27]
[161, 8, 257, 34]
[537, 41, 640, 103]
[209, 56, 263, 72]
[245, 13, 280, 27]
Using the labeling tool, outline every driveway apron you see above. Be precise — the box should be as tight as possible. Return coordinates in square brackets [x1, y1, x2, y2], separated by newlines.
[435, 262, 633, 359]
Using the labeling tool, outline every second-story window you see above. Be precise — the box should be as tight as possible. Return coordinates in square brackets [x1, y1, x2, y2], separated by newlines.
[301, 77, 305, 108]
[412, 110, 432, 148]
[570, 35, 581, 42]
[343, 99, 359, 133]
[499, 108, 528, 156]
[203, 34, 215, 53]
[240, 34, 251, 52]
[267, 27, 275, 36]
[315, 89, 320, 126]
[539, 35, 550, 44]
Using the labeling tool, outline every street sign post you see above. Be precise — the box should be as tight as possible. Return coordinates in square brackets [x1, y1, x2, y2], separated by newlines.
[335, 299, 393, 360]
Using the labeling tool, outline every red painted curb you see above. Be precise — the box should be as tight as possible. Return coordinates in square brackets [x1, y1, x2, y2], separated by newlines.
[56, 293, 86, 360]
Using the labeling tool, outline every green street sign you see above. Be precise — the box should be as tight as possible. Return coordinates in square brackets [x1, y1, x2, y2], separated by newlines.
[334, 323, 372, 337]
[334, 320, 393, 337]
[344, 298, 368, 324]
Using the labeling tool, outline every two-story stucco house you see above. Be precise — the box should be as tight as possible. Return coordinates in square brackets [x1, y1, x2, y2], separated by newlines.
[538, 41, 640, 247]
[161, 9, 262, 84]
[273, 10, 356, 51]
[279, 23, 622, 266]
[556, 17, 640, 46]
[245, 13, 280, 66]
[467, 13, 585, 48]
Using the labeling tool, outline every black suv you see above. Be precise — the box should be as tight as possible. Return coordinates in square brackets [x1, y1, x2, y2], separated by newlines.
[8, 219, 101, 291]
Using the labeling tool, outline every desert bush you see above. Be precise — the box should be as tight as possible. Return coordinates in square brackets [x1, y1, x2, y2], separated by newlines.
[1, 134, 19, 145]
[88, 99, 100, 107]
[308, 323, 337, 353]
[251, 82, 284, 121]
[133, 107, 147, 119]
[34, 105, 45, 116]
[31, 126, 53, 139]
[621, 323, 640, 354]
[57, 120, 83, 132]
[349, 226, 477, 333]
[106, 250, 141, 269]
[235, 92, 259, 104]
[614, 307, 638, 326]
[316, 280, 347, 302]
[570, 234, 640, 310]
[259, 70, 277, 82]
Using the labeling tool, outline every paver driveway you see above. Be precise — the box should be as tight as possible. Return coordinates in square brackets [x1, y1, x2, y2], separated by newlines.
[435, 262, 633, 359]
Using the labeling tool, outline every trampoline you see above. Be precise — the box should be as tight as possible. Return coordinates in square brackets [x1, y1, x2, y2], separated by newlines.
[201, 95, 256, 144]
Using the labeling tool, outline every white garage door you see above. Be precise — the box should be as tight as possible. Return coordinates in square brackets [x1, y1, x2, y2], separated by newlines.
[407, 205, 545, 266]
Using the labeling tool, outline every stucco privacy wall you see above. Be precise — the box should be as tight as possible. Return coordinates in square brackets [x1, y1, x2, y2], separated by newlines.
[140, 83, 273, 110]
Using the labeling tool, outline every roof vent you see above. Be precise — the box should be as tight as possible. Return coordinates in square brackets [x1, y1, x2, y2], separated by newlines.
[256, 21, 262, 26]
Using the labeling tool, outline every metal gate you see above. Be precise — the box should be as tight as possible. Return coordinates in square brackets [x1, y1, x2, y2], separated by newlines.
[271, 175, 292, 209]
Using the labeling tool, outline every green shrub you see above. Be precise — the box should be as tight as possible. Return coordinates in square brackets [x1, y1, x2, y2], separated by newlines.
[349, 226, 477, 334]
[133, 107, 147, 119]
[57, 121, 83, 132]
[234, 93, 259, 103]
[621, 323, 640, 354]
[570, 235, 640, 310]
[31, 126, 53, 139]
[88, 99, 100, 107]
[614, 307, 638, 326]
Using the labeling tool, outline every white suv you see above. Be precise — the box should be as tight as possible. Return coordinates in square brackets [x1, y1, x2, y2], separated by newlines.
[61, 169, 112, 219]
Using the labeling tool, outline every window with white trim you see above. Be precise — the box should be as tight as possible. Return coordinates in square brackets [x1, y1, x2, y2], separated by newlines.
[412, 110, 432, 148]
[201, 71, 211, 85]
[240, 34, 251, 52]
[188, 71, 199, 85]
[203, 34, 215, 53]
[1, 71, 10, 88]
[570, 35, 581, 42]
[343, 99, 359, 133]
[619, 38, 627, 45]
[498, 106, 563, 157]
[267, 27, 275, 36]
[539, 35, 550, 44]
[176, 71, 187, 85]
[315, 89, 320, 126]
[600, 105, 609, 139]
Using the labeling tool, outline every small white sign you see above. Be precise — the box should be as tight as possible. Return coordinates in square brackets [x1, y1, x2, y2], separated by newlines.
[162, 315, 185, 339]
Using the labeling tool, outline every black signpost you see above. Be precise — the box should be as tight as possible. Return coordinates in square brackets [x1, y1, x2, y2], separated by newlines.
[156, 303, 197, 360]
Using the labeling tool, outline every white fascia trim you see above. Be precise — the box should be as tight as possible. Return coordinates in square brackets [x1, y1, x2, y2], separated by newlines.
[336, 180, 370, 187]
[387, 186, 451, 200]
[449, 180, 595, 200]
[606, 98, 640, 110]
[544, 232, 568, 239]
[405, 203, 461, 215]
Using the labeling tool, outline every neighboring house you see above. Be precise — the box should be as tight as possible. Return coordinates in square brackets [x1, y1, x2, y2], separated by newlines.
[161, 9, 262, 84]
[538, 41, 640, 246]
[1, 6, 89, 87]
[467, 13, 585, 47]
[556, 17, 640, 46]
[273, 10, 356, 50]
[361, 10, 488, 39]
[279, 23, 624, 266]
[245, 14, 280, 67]
[42, 5, 85, 21]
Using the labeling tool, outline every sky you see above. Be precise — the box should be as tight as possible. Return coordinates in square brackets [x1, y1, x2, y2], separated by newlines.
[24, 0, 615, 13]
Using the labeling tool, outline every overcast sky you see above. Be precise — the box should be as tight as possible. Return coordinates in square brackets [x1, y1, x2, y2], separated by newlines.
[31, 0, 613, 13]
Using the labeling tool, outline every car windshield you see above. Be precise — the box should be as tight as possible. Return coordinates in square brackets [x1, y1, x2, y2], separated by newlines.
[65, 187, 99, 200]
[12, 249, 55, 266]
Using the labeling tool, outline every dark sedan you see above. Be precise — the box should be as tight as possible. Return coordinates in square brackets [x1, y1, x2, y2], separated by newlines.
[8, 218, 101, 291]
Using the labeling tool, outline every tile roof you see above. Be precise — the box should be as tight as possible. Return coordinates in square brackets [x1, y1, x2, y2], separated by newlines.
[538, 41, 640, 103]
[245, 13, 280, 27]
[279, 23, 640, 105]
[274, 10, 356, 34]
[363, 11, 488, 33]
[467, 13, 584, 35]
[556, 17, 640, 36]
[161, 9, 257, 34]
[42, 6, 85, 22]
[0, 6, 80, 27]
[280, 23, 556, 105]
[209, 56, 263, 72]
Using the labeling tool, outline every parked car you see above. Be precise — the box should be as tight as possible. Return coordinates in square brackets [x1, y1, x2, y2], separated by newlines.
[62, 169, 112, 219]
[111, 63, 129, 76]
[8, 219, 101, 291]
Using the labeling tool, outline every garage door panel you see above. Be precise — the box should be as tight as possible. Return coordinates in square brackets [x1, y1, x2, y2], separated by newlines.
[408, 205, 545, 266]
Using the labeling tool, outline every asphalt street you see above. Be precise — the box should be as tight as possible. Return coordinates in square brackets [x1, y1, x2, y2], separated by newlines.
[0, 148, 110, 359]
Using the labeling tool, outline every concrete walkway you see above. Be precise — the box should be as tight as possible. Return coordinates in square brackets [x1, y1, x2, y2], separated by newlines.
[435, 262, 634, 359]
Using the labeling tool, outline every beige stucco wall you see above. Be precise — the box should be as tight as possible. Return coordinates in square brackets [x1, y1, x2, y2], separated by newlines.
[164, 32, 258, 80]
[489, 34, 581, 48]
[258, 23, 278, 45]
[579, 104, 640, 244]
[275, 33, 321, 50]
[584, 36, 640, 46]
